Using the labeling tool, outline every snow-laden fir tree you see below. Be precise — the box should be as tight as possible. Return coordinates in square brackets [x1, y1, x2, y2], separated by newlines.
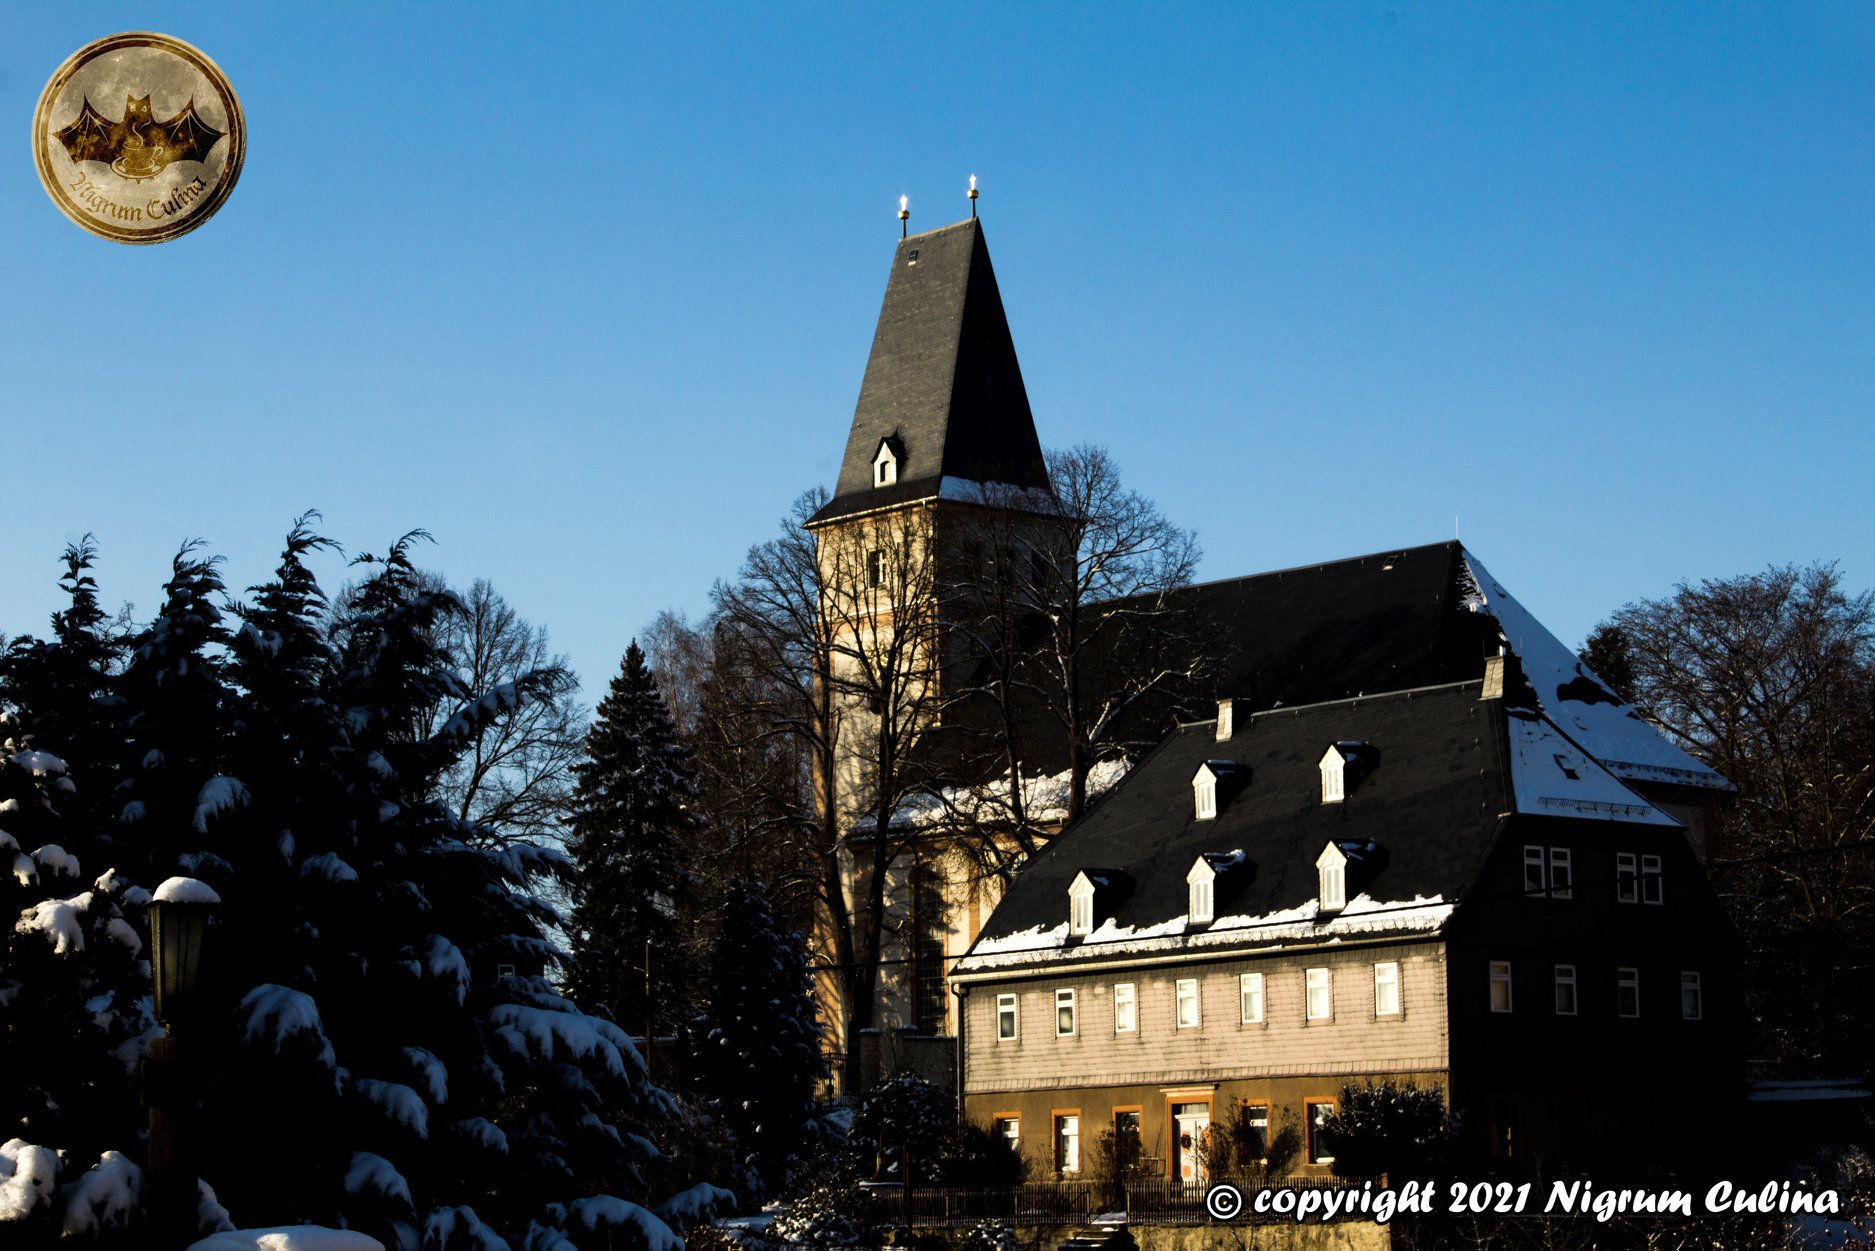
[0, 528, 685, 1250]
[566, 642, 699, 1036]
[693, 877, 822, 1199]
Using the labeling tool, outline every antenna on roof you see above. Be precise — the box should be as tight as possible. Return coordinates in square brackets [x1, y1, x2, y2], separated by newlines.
[968, 174, 978, 218]
[898, 194, 909, 237]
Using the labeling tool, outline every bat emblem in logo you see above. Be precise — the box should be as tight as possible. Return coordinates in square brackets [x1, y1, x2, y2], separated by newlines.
[54, 94, 225, 181]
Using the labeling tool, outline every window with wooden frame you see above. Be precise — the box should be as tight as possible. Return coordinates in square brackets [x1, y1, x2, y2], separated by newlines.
[1113, 982, 1137, 1034]
[1055, 988, 1077, 1037]
[1373, 961, 1400, 1016]
[1175, 978, 1200, 1029]
[1239, 972, 1264, 1024]
[996, 993, 1018, 1041]
[1306, 966, 1333, 1021]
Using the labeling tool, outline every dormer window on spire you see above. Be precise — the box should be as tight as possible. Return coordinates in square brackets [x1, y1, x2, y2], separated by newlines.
[872, 437, 901, 488]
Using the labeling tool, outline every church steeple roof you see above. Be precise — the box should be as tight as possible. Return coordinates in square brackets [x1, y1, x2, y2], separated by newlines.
[810, 218, 1050, 526]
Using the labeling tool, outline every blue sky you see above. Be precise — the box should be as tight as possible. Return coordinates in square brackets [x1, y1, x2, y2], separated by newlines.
[4, 3, 1870, 701]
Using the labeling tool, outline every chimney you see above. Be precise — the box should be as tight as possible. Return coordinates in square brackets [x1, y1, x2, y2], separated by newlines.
[1216, 698, 1234, 742]
[1481, 653, 1522, 701]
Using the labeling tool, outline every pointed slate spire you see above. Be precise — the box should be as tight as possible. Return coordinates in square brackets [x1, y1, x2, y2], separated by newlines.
[810, 218, 1049, 525]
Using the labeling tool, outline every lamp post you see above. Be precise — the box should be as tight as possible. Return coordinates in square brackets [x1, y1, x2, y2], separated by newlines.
[146, 876, 219, 1243]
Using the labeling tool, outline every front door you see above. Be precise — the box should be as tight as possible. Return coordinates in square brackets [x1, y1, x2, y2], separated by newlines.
[1171, 1102, 1210, 1186]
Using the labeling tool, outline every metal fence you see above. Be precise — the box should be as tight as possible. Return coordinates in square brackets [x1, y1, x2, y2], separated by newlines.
[853, 1176, 1363, 1229]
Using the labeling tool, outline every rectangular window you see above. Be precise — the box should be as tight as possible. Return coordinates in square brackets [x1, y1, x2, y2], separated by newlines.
[996, 993, 1018, 1041]
[1616, 852, 1639, 903]
[1195, 780, 1217, 820]
[1554, 964, 1577, 1015]
[1618, 967, 1640, 1018]
[1489, 960, 1513, 1013]
[1681, 971, 1703, 1020]
[1070, 887, 1093, 935]
[1320, 861, 1346, 910]
[1525, 846, 1572, 898]
[1239, 972, 1264, 1024]
[1056, 988, 1077, 1037]
[1641, 854, 1663, 904]
[994, 1116, 1019, 1151]
[1190, 877, 1213, 923]
[1175, 978, 1200, 1029]
[867, 549, 883, 589]
[1374, 962, 1400, 1016]
[1054, 1114, 1080, 1174]
[1306, 1100, 1336, 1164]
[1114, 983, 1137, 1033]
[1306, 967, 1332, 1021]
[1549, 848, 1573, 899]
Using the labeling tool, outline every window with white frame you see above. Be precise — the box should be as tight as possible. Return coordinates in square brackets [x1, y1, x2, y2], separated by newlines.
[1114, 983, 1137, 1033]
[1523, 845, 1572, 898]
[1554, 964, 1577, 1015]
[1175, 978, 1200, 1029]
[994, 1116, 1020, 1151]
[1641, 854, 1663, 904]
[1186, 857, 1216, 924]
[1306, 966, 1333, 1020]
[1616, 852, 1639, 903]
[996, 993, 1018, 1041]
[1054, 1114, 1080, 1174]
[1316, 843, 1348, 912]
[1374, 961, 1400, 1016]
[1056, 988, 1077, 1036]
[1681, 971, 1703, 1020]
[1618, 967, 1640, 1018]
[1069, 874, 1095, 936]
[1307, 1101, 1337, 1164]
[1489, 960, 1513, 1013]
[1319, 746, 1346, 803]
[1239, 972, 1264, 1024]
[1195, 775, 1217, 820]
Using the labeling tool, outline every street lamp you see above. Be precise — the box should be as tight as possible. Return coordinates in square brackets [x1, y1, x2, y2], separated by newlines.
[146, 876, 219, 1242]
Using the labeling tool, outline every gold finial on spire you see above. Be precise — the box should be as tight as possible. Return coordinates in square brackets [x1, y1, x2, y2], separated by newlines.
[967, 174, 978, 218]
[898, 194, 909, 237]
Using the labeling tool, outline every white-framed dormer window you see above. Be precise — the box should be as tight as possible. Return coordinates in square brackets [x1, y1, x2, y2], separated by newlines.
[1316, 843, 1348, 913]
[1186, 857, 1216, 924]
[1056, 988, 1077, 1037]
[1240, 972, 1264, 1024]
[1318, 746, 1347, 803]
[872, 438, 899, 487]
[996, 993, 1018, 1040]
[1195, 776, 1217, 820]
[1068, 871, 1096, 936]
[1113, 982, 1137, 1033]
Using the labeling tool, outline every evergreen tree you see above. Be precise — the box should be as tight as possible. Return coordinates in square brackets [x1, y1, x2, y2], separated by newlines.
[694, 877, 823, 1199]
[0, 528, 682, 1250]
[566, 642, 699, 1035]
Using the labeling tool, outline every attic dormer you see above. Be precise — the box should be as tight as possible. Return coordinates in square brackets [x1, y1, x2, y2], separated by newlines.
[1316, 839, 1387, 914]
[1187, 850, 1250, 926]
[1192, 760, 1248, 820]
[872, 436, 903, 488]
[1067, 868, 1132, 938]
[1315, 842, 1349, 912]
[1318, 741, 1374, 803]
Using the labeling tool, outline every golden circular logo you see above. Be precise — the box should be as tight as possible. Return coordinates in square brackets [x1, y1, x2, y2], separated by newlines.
[32, 32, 245, 244]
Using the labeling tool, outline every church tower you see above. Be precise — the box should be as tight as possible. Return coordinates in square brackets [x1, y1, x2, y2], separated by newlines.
[808, 216, 1061, 1087]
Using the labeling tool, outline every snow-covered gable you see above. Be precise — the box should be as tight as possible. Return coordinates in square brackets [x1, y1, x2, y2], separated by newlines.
[1459, 552, 1729, 792]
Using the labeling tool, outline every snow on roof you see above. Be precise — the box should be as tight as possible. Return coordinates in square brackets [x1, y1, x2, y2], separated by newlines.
[956, 892, 1453, 975]
[1744, 1080, 1872, 1104]
[852, 756, 1131, 835]
[1460, 553, 1730, 791]
[1505, 712, 1681, 826]
[154, 876, 222, 905]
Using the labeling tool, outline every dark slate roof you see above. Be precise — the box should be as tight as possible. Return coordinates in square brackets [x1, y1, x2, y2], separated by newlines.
[1177, 541, 1491, 711]
[809, 219, 1050, 526]
[957, 682, 1511, 973]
